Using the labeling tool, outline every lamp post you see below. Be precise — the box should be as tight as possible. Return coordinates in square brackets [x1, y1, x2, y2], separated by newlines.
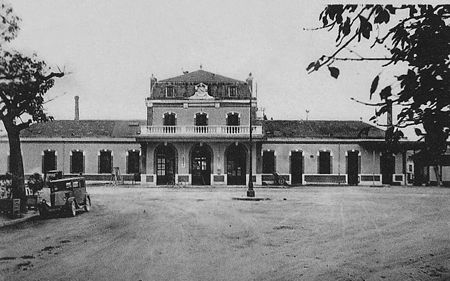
[246, 73, 255, 197]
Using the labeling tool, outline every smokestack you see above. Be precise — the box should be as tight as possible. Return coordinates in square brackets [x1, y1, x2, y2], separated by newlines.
[74, 95, 79, 121]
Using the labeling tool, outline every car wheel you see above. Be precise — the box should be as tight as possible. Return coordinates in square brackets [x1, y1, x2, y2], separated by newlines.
[69, 201, 77, 217]
[84, 197, 91, 212]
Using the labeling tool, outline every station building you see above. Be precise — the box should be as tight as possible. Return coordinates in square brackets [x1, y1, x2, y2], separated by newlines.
[136, 69, 412, 186]
[0, 69, 428, 186]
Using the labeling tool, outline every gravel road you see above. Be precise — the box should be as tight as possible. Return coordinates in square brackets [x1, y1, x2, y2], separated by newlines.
[1, 186, 449, 281]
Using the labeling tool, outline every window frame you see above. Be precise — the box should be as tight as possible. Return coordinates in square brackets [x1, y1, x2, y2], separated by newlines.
[318, 150, 332, 174]
[42, 150, 57, 173]
[98, 150, 113, 174]
[262, 150, 276, 174]
[165, 86, 175, 98]
[127, 150, 140, 174]
[228, 86, 238, 97]
[70, 150, 85, 174]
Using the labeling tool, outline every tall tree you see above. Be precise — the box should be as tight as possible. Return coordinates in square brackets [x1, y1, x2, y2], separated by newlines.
[0, 0, 63, 209]
[307, 5, 450, 185]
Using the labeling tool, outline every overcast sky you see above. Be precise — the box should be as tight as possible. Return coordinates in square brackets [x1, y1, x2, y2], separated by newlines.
[8, 0, 419, 138]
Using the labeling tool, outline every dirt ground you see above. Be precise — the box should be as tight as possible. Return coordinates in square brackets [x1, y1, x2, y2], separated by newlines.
[1, 186, 449, 281]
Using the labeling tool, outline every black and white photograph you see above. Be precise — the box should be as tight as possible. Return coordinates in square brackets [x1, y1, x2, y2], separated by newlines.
[0, 1, 449, 280]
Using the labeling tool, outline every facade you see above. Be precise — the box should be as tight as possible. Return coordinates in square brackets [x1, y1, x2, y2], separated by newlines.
[137, 70, 262, 186]
[137, 69, 412, 186]
[0, 120, 143, 181]
[1, 69, 435, 186]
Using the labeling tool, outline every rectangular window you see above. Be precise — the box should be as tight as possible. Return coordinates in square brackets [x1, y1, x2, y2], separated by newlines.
[71, 151, 84, 174]
[42, 150, 57, 173]
[262, 151, 275, 173]
[166, 86, 174, 98]
[99, 150, 112, 174]
[318, 151, 331, 174]
[228, 86, 237, 97]
[127, 150, 140, 174]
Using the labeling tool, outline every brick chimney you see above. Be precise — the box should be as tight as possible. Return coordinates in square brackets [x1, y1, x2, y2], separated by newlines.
[74, 95, 80, 121]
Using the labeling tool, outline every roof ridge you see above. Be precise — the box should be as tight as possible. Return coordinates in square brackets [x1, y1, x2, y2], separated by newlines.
[159, 69, 245, 83]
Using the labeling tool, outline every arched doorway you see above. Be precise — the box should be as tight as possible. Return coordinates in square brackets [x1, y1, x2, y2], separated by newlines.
[226, 143, 247, 185]
[191, 143, 212, 185]
[155, 144, 177, 185]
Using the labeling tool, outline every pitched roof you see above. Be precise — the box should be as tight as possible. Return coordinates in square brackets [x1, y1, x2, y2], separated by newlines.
[262, 120, 385, 139]
[160, 69, 245, 84]
[18, 119, 384, 140]
[20, 120, 145, 138]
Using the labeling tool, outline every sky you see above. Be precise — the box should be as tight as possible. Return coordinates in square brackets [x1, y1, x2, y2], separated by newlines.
[7, 0, 419, 138]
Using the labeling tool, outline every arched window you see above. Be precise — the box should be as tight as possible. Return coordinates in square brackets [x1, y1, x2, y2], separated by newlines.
[318, 150, 332, 174]
[163, 112, 176, 126]
[226, 112, 240, 126]
[127, 150, 140, 174]
[70, 150, 84, 174]
[262, 150, 275, 173]
[42, 150, 57, 173]
[195, 113, 208, 126]
[98, 150, 113, 174]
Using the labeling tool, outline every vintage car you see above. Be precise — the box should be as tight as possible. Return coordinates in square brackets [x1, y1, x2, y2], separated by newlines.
[43, 170, 63, 184]
[38, 177, 91, 217]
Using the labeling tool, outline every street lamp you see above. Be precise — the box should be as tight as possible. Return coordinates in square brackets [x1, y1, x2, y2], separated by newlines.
[246, 73, 255, 197]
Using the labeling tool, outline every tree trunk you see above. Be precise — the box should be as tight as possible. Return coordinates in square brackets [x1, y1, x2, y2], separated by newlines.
[4, 120, 27, 212]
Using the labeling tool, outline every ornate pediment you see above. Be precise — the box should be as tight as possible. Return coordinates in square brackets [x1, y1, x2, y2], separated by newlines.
[189, 83, 214, 100]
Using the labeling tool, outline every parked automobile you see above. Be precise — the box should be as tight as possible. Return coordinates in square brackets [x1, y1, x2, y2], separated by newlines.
[38, 177, 91, 217]
[43, 170, 63, 184]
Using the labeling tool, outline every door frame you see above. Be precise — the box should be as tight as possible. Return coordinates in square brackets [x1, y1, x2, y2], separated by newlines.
[225, 143, 247, 185]
[190, 143, 212, 185]
[154, 144, 177, 185]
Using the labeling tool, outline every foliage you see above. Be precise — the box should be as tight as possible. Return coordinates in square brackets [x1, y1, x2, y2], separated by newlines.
[27, 173, 44, 195]
[0, 0, 20, 44]
[308, 5, 450, 161]
[0, 1, 63, 208]
[0, 50, 63, 127]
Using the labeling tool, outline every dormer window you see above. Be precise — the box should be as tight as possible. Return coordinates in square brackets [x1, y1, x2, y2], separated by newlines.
[228, 86, 237, 97]
[165, 86, 174, 98]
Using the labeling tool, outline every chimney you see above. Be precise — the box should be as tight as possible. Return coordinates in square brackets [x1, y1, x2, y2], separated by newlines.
[74, 95, 80, 121]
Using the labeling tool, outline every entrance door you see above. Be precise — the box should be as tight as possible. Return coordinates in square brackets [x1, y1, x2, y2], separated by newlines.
[191, 144, 211, 185]
[290, 151, 303, 184]
[155, 145, 176, 185]
[226, 144, 246, 185]
[347, 151, 359, 185]
[380, 152, 395, 184]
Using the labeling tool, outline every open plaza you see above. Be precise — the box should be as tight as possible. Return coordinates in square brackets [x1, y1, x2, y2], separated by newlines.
[1, 185, 449, 281]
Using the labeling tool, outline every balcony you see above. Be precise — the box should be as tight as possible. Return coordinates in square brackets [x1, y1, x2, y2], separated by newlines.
[139, 125, 263, 138]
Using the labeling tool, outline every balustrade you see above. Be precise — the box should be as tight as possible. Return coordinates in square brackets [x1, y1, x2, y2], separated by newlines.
[140, 125, 262, 136]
